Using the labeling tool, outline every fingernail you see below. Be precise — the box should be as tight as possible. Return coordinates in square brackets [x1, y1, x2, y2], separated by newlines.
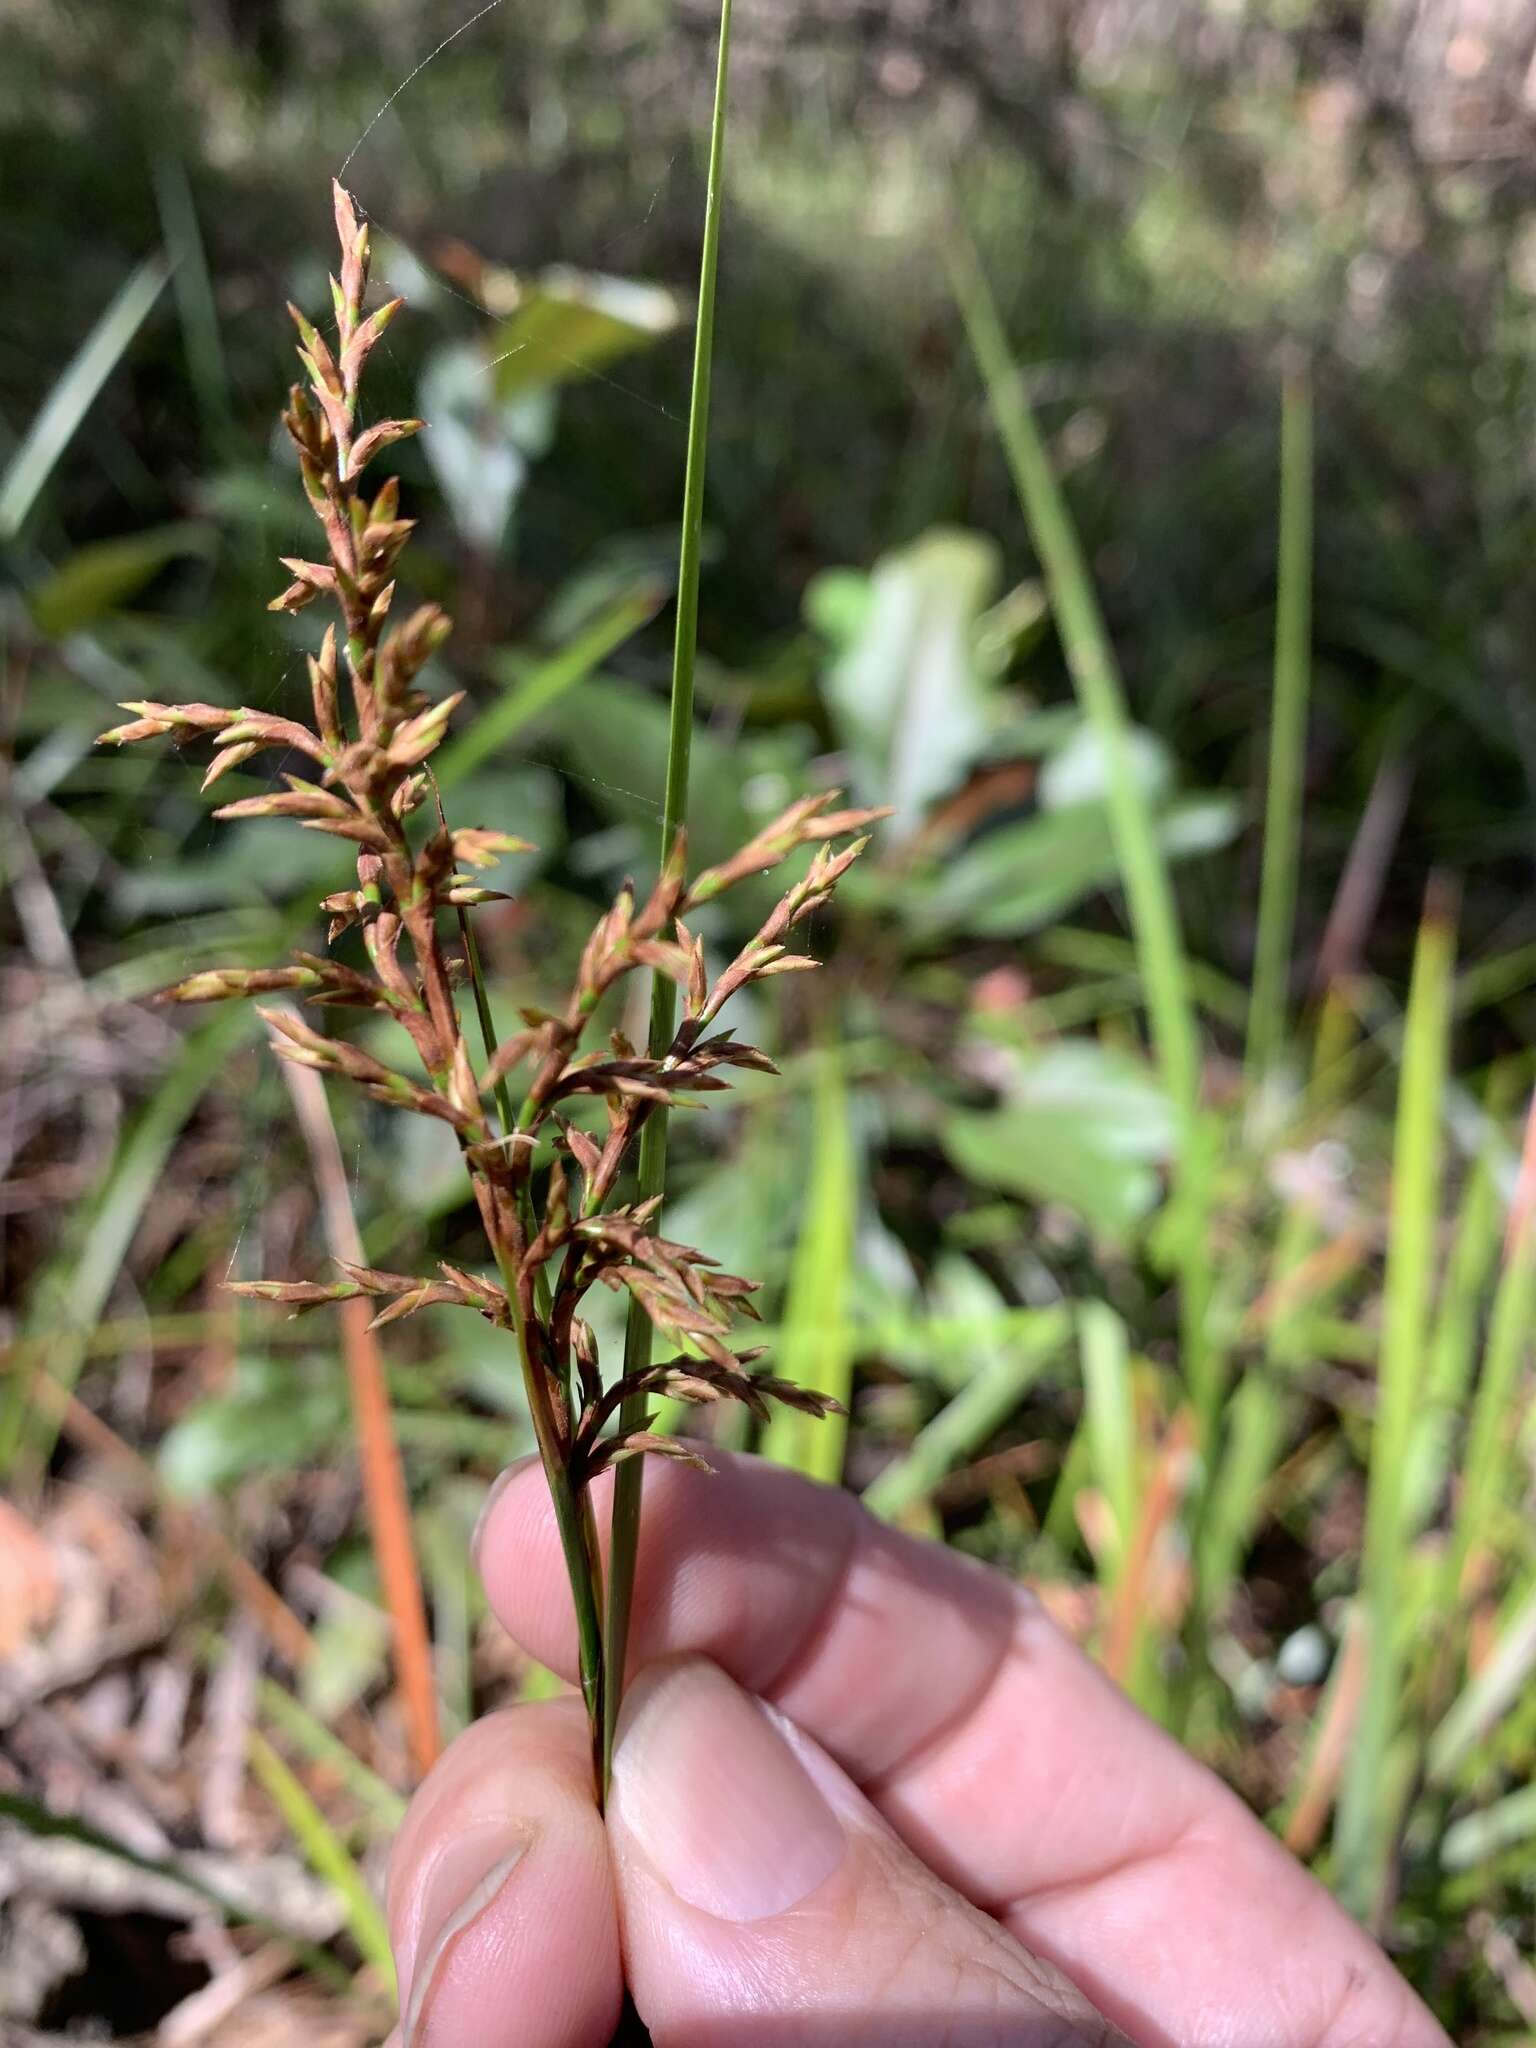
[470, 1454, 536, 1573]
[610, 1657, 844, 1923]
[398, 1822, 530, 2045]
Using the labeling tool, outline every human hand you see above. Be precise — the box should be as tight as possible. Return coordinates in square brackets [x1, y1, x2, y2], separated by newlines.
[385, 1451, 1448, 2046]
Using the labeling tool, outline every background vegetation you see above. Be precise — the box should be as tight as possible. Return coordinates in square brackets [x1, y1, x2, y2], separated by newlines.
[4, 0, 1536, 2038]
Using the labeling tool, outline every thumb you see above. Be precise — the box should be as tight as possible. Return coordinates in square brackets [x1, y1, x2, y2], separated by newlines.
[608, 1658, 1123, 2047]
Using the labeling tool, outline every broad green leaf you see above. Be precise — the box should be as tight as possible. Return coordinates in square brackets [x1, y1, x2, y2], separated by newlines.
[158, 1357, 348, 1496]
[812, 528, 1002, 835]
[112, 819, 347, 917]
[486, 267, 682, 401]
[942, 1041, 1174, 1237]
[863, 1290, 1068, 1520]
[907, 792, 1238, 942]
[1039, 720, 1172, 810]
[418, 339, 552, 556]
[540, 675, 752, 867]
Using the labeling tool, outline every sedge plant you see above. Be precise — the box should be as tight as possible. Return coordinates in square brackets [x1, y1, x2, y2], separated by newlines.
[100, 180, 881, 1787]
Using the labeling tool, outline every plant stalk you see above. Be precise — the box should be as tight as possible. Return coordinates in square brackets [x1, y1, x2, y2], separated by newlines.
[1246, 356, 1314, 1083]
[602, 0, 735, 1800]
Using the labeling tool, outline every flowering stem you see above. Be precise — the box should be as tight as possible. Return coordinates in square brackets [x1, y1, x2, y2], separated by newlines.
[488, 1229, 605, 1748]
[602, 0, 735, 1800]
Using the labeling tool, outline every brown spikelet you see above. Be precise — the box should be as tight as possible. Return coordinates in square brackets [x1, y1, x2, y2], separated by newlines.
[101, 176, 883, 1793]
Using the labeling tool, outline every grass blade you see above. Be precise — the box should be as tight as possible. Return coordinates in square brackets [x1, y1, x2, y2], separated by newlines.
[1406, 1060, 1516, 1535]
[1335, 887, 1455, 1916]
[153, 155, 234, 447]
[0, 1007, 253, 1474]
[1440, 1781, 1536, 1872]
[1246, 357, 1314, 1081]
[602, 0, 734, 1797]
[256, 1678, 407, 1829]
[1428, 1577, 1536, 1786]
[248, 1730, 394, 1990]
[947, 237, 1220, 1456]
[1438, 1114, 1536, 1624]
[863, 1307, 1067, 1520]
[0, 254, 170, 541]
[1080, 1301, 1138, 1572]
[948, 238, 1198, 1124]
[760, 1049, 856, 1484]
[433, 582, 664, 790]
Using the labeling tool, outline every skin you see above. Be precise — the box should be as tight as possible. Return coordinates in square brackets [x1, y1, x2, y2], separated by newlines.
[385, 1451, 1450, 2048]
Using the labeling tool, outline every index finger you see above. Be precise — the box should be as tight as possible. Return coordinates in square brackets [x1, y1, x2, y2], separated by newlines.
[477, 1451, 1444, 2048]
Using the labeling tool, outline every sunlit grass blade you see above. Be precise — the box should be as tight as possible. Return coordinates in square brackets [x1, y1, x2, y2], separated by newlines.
[947, 238, 1198, 1125]
[1428, 1576, 1536, 1787]
[947, 235, 1220, 1454]
[1438, 1123, 1536, 1621]
[0, 253, 170, 541]
[1080, 1300, 1138, 1564]
[433, 581, 665, 790]
[255, 1678, 407, 1829]
[602, 0, 734, 1798]
[249, 1730, 394, 1991]
[1440, 1781, 1536, 1872]
[0, 1006, 253, 1475]
[1197, 1190, 1326, 1617]
[760, 1049, 856, 1484]
[1246, 357, 1313, 1083]
[153, 154, 234, 448]
[862, 1307, 1067, 1521]
[1196, 1368, 1288, 1620]
[1335, 887, 1455, 1917]
[1405, 1060, 1515, 1534]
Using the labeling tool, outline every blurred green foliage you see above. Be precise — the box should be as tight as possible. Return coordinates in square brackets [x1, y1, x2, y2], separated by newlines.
[5, 0, 1536, 2037]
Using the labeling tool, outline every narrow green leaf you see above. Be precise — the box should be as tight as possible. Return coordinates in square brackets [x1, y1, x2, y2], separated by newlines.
[0, 254, 170, 541]
[948, 235, 1220, 1453]
[256, 1679, 406, 1829]
[0, 1007, 255, 1474]
[249, 1730, 395, 1990]
[153, 154, 234, 445]
[760, 1050, 857, 1484]
[948, 237, 1198, 1126]
[434, 584, 664, 790]
[27, 522, 212, 638]
[1440, 1781, 1536, 1872]
[864, 1308, 1066, 1520]
[1079, 1301, 1137, 1571]
[1406, 1062, 1516, 1535]
[1246, 359, 1314, 1081]
[1429, 1577, 1536, 1785]
[1440, 1163, 1536, 1621]
[1335, 893, 1454, 1914]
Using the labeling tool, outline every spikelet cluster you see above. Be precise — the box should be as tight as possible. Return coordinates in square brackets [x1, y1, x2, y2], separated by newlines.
[102, 184, 884, 1620]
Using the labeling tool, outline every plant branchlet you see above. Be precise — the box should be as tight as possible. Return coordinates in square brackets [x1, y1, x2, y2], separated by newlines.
[101, 181, 885, 1769]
